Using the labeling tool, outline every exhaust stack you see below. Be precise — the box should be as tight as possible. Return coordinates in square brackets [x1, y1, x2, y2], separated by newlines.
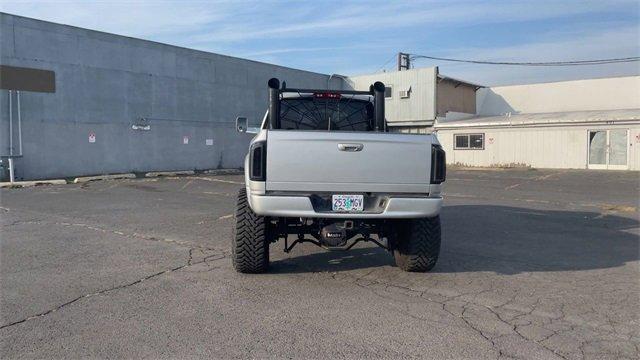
[372, 81, 385, 131]
[268, 78, 281, 129]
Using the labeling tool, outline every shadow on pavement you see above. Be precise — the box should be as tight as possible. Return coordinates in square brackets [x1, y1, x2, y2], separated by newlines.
[269, 205, 639, 275]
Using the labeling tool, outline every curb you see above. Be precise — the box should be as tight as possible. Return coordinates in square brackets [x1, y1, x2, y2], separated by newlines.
[448, 166, 534, 171]
[145, 170, 195, 177]
[204, 169, 243, 175]
[2, 169, 243, 189]
[0, 179, 67, 189]
[73, 173, 136, 183]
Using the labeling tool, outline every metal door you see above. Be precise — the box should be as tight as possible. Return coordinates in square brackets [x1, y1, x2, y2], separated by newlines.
[588, 129, 628, 170]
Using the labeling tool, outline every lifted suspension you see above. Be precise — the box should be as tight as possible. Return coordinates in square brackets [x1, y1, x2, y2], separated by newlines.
[283, 233, 389, 253]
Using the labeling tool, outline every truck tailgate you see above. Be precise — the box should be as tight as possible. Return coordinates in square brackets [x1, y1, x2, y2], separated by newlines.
[266, 130, 433, 193]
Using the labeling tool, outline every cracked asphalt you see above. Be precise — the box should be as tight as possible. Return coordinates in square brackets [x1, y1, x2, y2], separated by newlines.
[1, 168, 638, 359]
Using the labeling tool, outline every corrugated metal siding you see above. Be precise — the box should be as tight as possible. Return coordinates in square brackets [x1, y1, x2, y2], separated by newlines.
[345, 68, 437, 126]
[435, 109, 640, 128]
[390, 126, 430, 134]
[437, 124, 640, 170]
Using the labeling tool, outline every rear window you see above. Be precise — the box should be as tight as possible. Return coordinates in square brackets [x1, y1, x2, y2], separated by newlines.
[279, 97, 374, 131]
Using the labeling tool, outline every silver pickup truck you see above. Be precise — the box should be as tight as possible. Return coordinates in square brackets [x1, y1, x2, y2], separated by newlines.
[232, 78, 445, 273]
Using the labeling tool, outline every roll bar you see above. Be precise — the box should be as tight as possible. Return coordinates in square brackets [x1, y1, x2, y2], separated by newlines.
[267, 78, 386, 131]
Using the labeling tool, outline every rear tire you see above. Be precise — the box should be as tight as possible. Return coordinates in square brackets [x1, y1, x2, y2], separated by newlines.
[392, 216, 441, 272]
[232, 188, 270, 273]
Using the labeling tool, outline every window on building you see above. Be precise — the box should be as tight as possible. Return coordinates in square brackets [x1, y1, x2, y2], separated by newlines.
[384, 86, 392, 99]
[454, 133, 484, 150]
[469, 134, 484, 149]
[455, 135, 469, 148]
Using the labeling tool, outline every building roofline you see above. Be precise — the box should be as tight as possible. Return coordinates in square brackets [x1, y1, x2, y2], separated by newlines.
[435, 109, 640, 129]
[0, 12, 330, 79]
[487, 74, 640, 88]
[345, 67, 484, 89]
[437, 74, 484, 89]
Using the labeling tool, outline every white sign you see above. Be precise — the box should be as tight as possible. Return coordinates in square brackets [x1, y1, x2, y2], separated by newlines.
[183, 136, 189, 145]
[206, 139, 214, 146]
[89, 132, 96, 143]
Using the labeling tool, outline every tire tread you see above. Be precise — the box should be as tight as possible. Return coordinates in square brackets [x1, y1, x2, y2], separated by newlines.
[232, 188, 269, 273]
[393, 216, 441, 272]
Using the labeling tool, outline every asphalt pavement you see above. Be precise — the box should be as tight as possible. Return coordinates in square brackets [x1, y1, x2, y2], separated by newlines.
[1, 168, 638, 359]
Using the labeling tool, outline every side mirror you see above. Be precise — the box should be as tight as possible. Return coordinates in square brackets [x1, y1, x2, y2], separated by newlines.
[236, 117, 248, 133]
[236, 116, 259, 134]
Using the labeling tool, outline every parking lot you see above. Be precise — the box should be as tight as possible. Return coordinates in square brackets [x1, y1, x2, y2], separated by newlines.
[1, 168, 638, 359]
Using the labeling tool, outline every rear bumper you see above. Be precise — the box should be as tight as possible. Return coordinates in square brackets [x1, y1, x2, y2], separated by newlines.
[248, 192, 442, 219]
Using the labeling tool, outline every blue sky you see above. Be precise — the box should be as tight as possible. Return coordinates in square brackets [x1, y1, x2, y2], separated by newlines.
[1, 0, 639, 85]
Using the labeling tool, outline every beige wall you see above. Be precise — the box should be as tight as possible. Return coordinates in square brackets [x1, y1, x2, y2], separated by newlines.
[436, 79, 476, 116]
[477, 76, 640, 116]
[437, 124, 640, 170]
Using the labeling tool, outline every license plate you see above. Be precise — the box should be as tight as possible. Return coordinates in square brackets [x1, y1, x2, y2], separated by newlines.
[332, 195, 364, 212]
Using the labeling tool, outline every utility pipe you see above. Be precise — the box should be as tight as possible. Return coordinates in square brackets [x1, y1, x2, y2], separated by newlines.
[8, 90, 12, 157]
[17, 90, 22, 156]
[8, 158, 14, 183]
[8, 90, 14, 182]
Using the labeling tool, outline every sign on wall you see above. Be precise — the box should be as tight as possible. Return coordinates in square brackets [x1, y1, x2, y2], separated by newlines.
[0, 65, 56, 93]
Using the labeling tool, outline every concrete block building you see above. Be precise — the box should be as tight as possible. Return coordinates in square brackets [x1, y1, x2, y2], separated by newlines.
[0, 13, 341, 180]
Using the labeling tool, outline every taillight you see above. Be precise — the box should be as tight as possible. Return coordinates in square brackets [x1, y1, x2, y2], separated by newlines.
[249, 141, 266, 181]
[431, 144, 446, 184]
[313, 92, 341, 99]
